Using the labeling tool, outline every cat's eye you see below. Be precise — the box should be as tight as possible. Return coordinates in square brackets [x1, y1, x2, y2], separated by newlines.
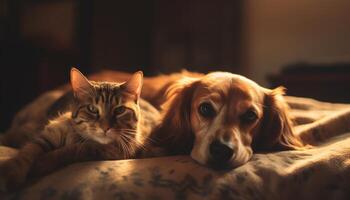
[198, 102, 216, 118]
[114, 106, 126, 116]
[87, 104, 98, 114]
[240, 109, 258, 124]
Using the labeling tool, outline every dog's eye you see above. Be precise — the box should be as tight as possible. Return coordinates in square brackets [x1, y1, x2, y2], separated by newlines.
[87, 104, 98, 114]
[198, 102, 216, 118]
[114, 106, 126, 116]
[241, 110, 258, 124]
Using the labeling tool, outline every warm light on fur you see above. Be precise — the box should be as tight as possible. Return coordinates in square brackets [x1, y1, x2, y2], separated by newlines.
[158, 72, 305, 169]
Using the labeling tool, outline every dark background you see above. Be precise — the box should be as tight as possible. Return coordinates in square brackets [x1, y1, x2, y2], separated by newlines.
[0, 0, 244, 132]
[1, 0, 350, 132]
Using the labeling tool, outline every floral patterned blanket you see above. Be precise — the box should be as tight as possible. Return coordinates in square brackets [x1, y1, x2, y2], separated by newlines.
[1, 94, 350, 200]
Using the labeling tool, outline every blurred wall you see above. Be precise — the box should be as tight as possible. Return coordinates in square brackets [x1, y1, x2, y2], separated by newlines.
[20, 2, 75, 51]
[90, 0, 244, 75]
[243, 0, 350, 86]
[0, 0, 244, 131]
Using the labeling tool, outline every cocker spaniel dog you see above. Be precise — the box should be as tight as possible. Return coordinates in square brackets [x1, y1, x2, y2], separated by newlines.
[150, 71, 305, 169]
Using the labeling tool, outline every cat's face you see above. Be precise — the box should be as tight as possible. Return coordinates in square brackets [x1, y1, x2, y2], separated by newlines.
[70, 68, 143, 149]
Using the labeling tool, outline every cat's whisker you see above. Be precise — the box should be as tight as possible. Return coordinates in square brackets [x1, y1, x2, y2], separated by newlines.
[138, 133, 155, 143]
[119, 136, 132, 158]
[113, 129, 137, 134]
[109, 129, 137, 135]
[113, 128, 136, 131]
[120, 134, 148, 152]
[119, 135, 138, 157]
[122, 138, 132, 158]
[128, 132, 155, 147]
[117, 138, 126, 158]
[119, 130, 137, 134]
[116, 137, 126, 158]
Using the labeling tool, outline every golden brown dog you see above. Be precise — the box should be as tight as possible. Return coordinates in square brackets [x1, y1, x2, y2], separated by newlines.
[151, 71, 305, 169]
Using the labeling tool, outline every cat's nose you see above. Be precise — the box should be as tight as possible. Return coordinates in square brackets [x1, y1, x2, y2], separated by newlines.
[103, 127, 110, 132]
[101, 125, 110, 133]
[101, 121, 110, 132]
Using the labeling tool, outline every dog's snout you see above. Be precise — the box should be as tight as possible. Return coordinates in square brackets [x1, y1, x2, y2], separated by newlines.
[209, 140, 234, 163]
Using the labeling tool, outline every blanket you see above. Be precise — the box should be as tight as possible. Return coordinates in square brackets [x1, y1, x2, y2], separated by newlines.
[1, 96, 350, 200]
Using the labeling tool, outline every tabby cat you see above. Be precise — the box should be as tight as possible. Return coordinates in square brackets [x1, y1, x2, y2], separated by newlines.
[0, 68, 156, 191]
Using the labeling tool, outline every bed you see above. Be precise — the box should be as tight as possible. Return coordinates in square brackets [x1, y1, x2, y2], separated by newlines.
[1, 89, 350, 200]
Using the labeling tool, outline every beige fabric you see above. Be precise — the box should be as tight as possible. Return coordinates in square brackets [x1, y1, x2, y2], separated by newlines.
[1, 96, 350, 200]
[287, 96, 350, 144]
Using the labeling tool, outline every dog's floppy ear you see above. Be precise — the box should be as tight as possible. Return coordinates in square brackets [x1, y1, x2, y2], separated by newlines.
[156, 77, 199, 154]
[252, 87, 305, 151]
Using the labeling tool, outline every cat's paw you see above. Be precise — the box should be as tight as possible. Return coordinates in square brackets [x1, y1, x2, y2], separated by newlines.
[0, 158, 28, 192]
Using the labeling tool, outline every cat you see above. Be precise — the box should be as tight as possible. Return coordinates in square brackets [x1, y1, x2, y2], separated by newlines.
[0, 68, 159, 192]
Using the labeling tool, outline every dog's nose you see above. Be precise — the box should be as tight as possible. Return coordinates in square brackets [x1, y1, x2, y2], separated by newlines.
[209, 140, 234, 163]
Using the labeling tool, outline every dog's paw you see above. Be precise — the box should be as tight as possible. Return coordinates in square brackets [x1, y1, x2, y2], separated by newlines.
[0, 159, 28, 192]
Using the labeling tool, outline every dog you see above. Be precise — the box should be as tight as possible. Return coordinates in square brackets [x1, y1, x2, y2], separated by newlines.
[151, 71, 305, 169]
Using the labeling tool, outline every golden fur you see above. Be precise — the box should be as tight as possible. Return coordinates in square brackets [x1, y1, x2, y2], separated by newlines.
[150, 72, 305, 169]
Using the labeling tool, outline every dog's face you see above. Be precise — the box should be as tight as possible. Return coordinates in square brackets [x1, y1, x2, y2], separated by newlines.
[161, 72, 303, 169]
[189, 73, 265, 169]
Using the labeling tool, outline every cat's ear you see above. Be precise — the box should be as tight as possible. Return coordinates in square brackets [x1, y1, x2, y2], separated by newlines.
[122, 71, 143, 98]
[70, 67, 94, 99]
